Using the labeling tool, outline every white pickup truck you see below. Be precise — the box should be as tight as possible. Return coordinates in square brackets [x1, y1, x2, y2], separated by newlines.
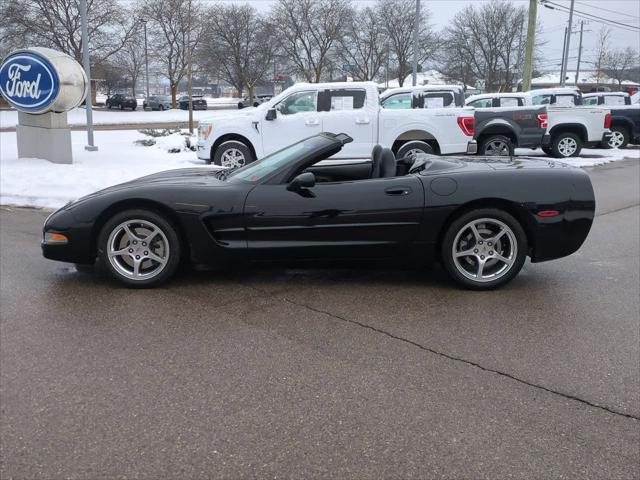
[466, 88, 612, 158]
[197, 82, 477, 167]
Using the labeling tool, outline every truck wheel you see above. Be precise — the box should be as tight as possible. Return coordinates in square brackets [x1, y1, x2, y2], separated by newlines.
[608, 126, 629, 149]
[479, 135, 514, 156]
[396, 141, 434, 158]
[551, 132, 582, 158]
[213, 140, 255, 168]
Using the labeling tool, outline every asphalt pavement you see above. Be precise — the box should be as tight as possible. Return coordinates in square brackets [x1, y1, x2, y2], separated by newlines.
[1, 159, 639, 479]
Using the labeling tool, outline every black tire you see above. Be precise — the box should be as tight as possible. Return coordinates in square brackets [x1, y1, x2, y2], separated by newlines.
[541, 146, 553, 156]
[119, 104, 124, 110]
[550, 132, 582, 158]
[238, 102, 244, 109]
[107, 103, 112, 109]
[159, 104, 165, 111]
[608, 126, 630, 149]
[213, 140, 255, 168]
[98, 209, 181, 288]
[253, 102, 259, 107]
[441, 208, 527, 290]
[479, 134, 514, 156]
[396, 141, 434, 158]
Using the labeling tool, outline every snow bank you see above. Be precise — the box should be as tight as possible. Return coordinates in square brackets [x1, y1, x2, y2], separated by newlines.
[0, 130, 219, 209]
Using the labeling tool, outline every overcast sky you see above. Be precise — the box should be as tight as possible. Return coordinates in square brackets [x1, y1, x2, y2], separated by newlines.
[231, 0, 640, 72]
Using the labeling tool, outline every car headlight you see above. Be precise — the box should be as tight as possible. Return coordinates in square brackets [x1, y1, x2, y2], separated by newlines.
[198, 123, 212, 140]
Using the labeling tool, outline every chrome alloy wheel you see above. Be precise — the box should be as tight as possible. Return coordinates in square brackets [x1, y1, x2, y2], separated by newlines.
[608, 130, 625, 148]
[452, 218, 517, 283]
[557, 137, 578, 157]
[220, 148, 246, 168]
[405, 148, 426, 157]
[107, 219, 170, 281]
[484, 140, 510, 156]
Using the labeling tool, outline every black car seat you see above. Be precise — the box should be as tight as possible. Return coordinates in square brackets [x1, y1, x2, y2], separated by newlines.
[370, 144, 383, 178]
[378, 148, 397, 177]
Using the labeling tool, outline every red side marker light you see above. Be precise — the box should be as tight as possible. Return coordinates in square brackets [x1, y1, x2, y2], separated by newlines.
[537, 210, 560, 217]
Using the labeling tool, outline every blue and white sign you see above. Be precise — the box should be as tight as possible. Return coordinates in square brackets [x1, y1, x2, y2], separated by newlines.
[0, 51, 60, 112]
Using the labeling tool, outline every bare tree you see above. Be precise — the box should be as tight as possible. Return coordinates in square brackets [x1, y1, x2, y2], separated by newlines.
[605, 47, 640, 90]
[337, 6, 388, 81]
[592, 27, 612, 87]
[377, 0, 438, 87]
[442, 0, 526, 92]
[140, 0, 204, 106]
[270, 0, 353, 83]
[116, 33, 147, 96]
[199, 4, 276, 102]
[0, 0, 136, 65]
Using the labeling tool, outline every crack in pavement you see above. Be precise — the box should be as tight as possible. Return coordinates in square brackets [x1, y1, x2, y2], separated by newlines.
[269, 292, 640, 422]
[595, 203, 640, 218]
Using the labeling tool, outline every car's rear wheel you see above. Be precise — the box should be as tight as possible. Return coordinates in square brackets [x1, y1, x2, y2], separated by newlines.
[213, 140, 255, 168]
[441, 209, 527, 290]
[396, 141, 434, 158]
[479, 135, 514, 156]
[608, 126, 629, 149]
[550, 132, 582, 158]
[98, 209, 181, 288]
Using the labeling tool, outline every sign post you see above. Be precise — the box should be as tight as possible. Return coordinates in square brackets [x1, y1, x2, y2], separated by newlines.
[0, 47, 88, 164]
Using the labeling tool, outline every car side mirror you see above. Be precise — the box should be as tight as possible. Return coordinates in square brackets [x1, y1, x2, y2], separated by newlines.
[265, 108, 277, 121]
[287, 172, 316, 192]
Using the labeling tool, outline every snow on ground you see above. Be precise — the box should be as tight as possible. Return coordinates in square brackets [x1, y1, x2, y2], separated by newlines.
[514, 147, 639, 167]
[0, 129, 219, 209]
[0, 128, 637, 209]
[0, 106, 234, 129]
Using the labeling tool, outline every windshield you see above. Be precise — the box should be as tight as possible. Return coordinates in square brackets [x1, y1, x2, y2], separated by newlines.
[228, 136, 332, 183]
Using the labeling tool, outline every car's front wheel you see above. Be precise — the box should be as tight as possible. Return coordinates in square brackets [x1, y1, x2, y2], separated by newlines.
[98, 209, 181, 288]
[441, 209, 527, 290]
[550, 132, 582, 158]
[213, 140, 255, 168]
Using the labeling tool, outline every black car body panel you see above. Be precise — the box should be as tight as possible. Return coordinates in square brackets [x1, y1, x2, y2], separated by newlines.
[609, 105, 640, 144]
[178, 96, 208, 110]
[474, 106, 547, 148]
[43, 133, 595, 270]
[106, 94, 137, 110]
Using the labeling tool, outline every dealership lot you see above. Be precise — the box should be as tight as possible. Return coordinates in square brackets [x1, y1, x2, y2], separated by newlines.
[1, 159, 638, 478]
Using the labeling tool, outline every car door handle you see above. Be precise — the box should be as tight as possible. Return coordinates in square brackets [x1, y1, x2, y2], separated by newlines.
[355, 118, 370, 124]
[385, 186, 412, 196]
[305, 119, 320, 126]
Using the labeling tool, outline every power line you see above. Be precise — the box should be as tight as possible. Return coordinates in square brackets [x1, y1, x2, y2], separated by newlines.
[541, 1, 640, 32]
[574, 0, 640, 20]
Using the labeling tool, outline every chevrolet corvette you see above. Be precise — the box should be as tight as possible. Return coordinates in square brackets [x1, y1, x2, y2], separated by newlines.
[42, 132, 595, 289]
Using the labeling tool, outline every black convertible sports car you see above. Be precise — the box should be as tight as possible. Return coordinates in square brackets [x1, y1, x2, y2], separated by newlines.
[42, 132, 595, 289]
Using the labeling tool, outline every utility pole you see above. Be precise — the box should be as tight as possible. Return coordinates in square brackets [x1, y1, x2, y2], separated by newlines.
[574, 20, 584, 87]
[142, 19, 150, 98]
[522, 0, 537, 92]
[560, 0, 576, 87]
[559, 27, 568, 85]
[412, 0, 421, 86]
[187, 0, 194, 134]
[80, 0, 97, 151]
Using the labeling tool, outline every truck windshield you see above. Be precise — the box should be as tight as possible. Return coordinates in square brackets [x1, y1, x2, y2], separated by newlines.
[227, 136, 332, 183]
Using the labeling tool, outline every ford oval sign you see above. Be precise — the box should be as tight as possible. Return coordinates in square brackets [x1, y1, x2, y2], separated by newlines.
[0, 51, 60, 113]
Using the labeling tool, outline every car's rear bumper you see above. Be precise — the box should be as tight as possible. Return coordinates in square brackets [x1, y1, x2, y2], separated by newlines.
[466, 140, 478, 154]
[542, 133, 551, 146]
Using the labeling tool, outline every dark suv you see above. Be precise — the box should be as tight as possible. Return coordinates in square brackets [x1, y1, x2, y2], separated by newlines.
[106, 94, 138, 110]
[178, 95, 208, 110]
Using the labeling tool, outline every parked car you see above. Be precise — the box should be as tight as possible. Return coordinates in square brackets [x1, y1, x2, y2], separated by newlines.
[238, 94, 273, 109]
[42, 132, 595, 290]
[106, 94, 137, 110]
[143, 95, 172, 111]
[178, 95, 208, 110]
[380, 85, 466, 109]
[582, 92, 631, 106]
[467, 92, 611, 158]
[198, 82, 477, 167]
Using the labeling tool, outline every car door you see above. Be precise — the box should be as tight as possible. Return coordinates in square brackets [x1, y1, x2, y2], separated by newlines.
[243, 175, 425, 261]
[260, 90, 322, 156]
[316, 88, 375, 159]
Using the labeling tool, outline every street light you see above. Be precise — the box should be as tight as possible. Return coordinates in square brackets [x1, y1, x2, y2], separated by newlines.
[80, 0, 97, 151]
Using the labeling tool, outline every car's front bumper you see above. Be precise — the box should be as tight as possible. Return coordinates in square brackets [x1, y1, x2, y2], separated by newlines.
[41, 208, 95, 264]
[466, 140, 478, 155]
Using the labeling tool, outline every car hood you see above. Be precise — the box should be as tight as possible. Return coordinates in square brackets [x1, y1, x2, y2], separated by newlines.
[65, 168, 228, 209]
[199, 106, 265, 123]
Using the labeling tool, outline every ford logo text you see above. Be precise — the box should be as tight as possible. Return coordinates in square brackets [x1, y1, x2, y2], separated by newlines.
[0, 52, 59, 112]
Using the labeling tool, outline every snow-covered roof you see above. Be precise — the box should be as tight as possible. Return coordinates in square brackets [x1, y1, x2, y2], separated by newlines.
[378, 70, 479, 91]
[527, 71, 640, 87]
